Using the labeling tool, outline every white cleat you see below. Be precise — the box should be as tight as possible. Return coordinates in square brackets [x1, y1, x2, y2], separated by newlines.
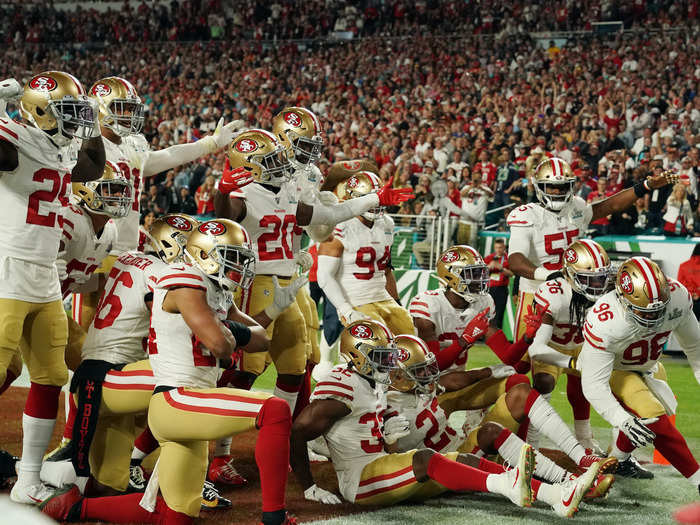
[40, 460, 77, 488]
[10, 480, 55, 505]
[501, 443, 535, 507]
[551, 461, 602, 518]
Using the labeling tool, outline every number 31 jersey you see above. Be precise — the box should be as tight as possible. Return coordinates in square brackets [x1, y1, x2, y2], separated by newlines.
[334, 215, 395, 307]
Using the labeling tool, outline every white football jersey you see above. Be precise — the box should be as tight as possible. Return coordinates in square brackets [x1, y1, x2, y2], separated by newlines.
[386, 390, 462, 453]
[533, 278, 585, 351]
[59, 203, 117, 298]
[105, 135, 149, 254]
[82, 251, 165, 364]
[0, 118, 76, 302]
[408, 289, 495, 369]
[310, 366, 388, 503]
[582, 279, 693, 373]
[334, 215, 394, 307]
[507, 198, 593, 293]
[293, 162, 323, 196]
[239, 181, 303, 277]
[150, 264, 233, 388]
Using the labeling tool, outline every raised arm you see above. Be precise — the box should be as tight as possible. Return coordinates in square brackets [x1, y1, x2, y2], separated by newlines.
[72, 135, 106, 182]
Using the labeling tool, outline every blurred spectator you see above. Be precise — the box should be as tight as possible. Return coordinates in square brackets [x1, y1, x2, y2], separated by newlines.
[142, 184, 163, 216]
[195, 175, 216, 218]
[413, 208, 439, 268]
[587, 177, 614, 235]
[138, 210, 156, 252]
[158, 171, 179, 213]
[677, 244, 700, 320]
[177, 187, 197, 215]
[634, 197, 650, 233]
[484, 239, 512, 329]
[663, 184, 695, 236]
[457, 172, 493, 247]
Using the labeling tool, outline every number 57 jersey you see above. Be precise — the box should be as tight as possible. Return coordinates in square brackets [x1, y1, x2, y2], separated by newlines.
[82, 251, 166, 364]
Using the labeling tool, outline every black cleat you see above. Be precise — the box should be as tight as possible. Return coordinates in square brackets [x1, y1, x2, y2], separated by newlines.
[45, 439, 75, 462]
[616, 456, 654, 479]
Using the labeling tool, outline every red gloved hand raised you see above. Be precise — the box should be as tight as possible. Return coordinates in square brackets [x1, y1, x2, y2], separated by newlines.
[219, 158, 254, 195]
[376, 176, 415, 206]
[461, 308, 490, 346]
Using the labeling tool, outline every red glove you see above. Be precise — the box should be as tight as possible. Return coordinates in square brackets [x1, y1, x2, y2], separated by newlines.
[523, 303, 548, 342]
[219, 158, 254, 195]
[461, 308, 490, 346]
[376, 176, 415, 206]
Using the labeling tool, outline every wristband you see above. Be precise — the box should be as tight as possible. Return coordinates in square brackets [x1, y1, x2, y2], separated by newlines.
[222, 320, 252, 348]
[633, 180, 650, 198]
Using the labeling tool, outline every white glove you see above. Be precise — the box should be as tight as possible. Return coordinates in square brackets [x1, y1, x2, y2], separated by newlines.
[383, 415, 411, 445]
[55, 255, 68, 283]
[87, 97, 102, 138]
[307, 223, 335, 242]
[264, 275, 309, 320]
[488, 364, 516, 379]
[339, 306, 370, 326]
[296, 250, 314, 273]
[317, 191, 338, 206]
[304, 484, 342, 504]
[201, 117, 245, 154]
[0, 78, 22, 101]
[621, 416, 658, 448]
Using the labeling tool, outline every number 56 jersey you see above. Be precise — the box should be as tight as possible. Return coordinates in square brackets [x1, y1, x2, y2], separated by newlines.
[82, 251, 165, 364]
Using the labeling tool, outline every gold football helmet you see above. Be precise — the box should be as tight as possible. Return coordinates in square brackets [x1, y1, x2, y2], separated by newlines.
[437, 245, 490, 299]
[562, 239, 612, 301]
[333, 170, 384, 220]
[184, 219, 256, 291]
[390, 334, 439, 394]
[228, 129, 293, 187]
[21, 71, 95, 146]
[340, 320, 397, 384]
[321, 158, 380, 192]
[532, 157, 576, 211]
[272, 107, 323, 166]
[147, 214, 199, 263]
[89, 76, 144, 137]
[615, 257, 670, 330]
[72, 161, 131, 218]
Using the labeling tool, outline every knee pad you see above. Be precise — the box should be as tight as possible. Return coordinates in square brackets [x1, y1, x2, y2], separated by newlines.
[257, 397, 291, 429]
[505, 374, 530, 390]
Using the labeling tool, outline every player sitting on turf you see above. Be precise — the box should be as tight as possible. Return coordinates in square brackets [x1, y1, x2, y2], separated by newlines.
[385, 334, 612, 517]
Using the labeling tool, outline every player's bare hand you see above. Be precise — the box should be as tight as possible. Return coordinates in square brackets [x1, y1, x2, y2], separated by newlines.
[646, 170, 690, 189]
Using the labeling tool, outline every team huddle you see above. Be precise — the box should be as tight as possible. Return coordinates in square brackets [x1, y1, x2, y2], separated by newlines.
[0, 70, 698, 525]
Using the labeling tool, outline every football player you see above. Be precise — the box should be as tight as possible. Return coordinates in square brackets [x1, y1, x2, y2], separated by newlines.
[41, 219, 297, 525]
[386, 335, 612, 517]
[529, 239, 613, 453]
[579, 257, 700, 491]
[291, 319, 544, 511]
[0, 71, 105, 504]
[214, 130, 413, 415]
[316, 170, 414, 353]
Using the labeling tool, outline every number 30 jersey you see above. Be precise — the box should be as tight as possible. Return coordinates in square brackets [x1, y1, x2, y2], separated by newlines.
[82, 251, 165, 364]
[310, 366, 388, 502]
[239, 181, 303, 277]
[334, 215, 394, 307]
[507, 198, 592, 293]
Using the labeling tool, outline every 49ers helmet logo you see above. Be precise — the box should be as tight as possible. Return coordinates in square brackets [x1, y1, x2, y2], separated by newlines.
[29, 76, 57, 91]
[620, 271, 634, 294]
[441, 250, 459, 263]
[165, 216, 193, 231]
[198, 221, 226, 235]
[564, 248, 578, 264]
[396, 347, 410, 362]
[236, 139, 258, 153]
[347, 176, 360, 189]
[91, 83, 112, 97]
[349, 324, 373, 339]
[283, 111, 302, 127]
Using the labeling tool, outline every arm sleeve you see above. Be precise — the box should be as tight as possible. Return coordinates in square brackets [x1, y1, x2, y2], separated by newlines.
[527, 323, 572, 368]
[675, 308, 700, 383]
[443, 198, 474, 220]
[308, 193, 380, 226]
[579, 343, 630, 428]
[507, 226, 532, 256]
[142, 140, 212, 177]
[316, 255, 351, 314]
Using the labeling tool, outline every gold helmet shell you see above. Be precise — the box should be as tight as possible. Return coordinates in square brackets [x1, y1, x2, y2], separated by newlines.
[562, 239, 612, 301]
[21, 71, 95, 146]
[89, 77, 144, 137]
[272, 107, 323, 165]
[184, 219, 256, 291]
[532, 157, 575, 211]
[615, 257, 670, 330]
[147, 214, 199, 263]
[321, 158, 379, 192]
[72, 161, 131, 218]
[437, 245, 489, 299]
[333, 170, 383, 220]
[340, 320, 397, 384]
[390, 334, 439, 394]
[228, 129, 293, 187]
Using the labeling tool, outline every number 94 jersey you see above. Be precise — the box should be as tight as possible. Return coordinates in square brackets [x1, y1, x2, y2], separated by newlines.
[335, 215, 394, 307]
[582, 279, 693, 373]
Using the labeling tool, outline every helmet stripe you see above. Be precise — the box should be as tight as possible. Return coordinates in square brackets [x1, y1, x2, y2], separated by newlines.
[549, 158, 559, 177]
[579, 239, 602, 267]
[396, 334, 427, 352]
[630, 257, 659, 300]
[63, 72, 85, 95]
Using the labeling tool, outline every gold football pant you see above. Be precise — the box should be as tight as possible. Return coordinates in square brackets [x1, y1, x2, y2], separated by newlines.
[296, 285, 320, 365]
[356, 300, 415, 336]
[438, 375, 510, 417]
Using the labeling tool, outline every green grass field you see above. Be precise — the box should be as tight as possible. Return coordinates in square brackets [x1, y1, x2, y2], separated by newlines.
[253, 345, 700, 524]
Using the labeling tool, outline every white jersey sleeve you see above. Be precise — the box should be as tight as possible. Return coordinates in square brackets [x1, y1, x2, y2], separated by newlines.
[82, 252, 165, 364]
[311, 366, 388, 503]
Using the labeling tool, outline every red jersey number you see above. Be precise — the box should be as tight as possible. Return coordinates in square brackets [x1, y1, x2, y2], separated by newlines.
[257, 214, 303, 261]
[621, 332, 671, 366]
[26, 169, 71, 227]
[543, 229, 579, 270]
[94, 266, 134, 329]
[353, 246, 390, 280]
[359, 412, 384, 453]
[415, 398, 456, 452]
[116, 162, 141, 212]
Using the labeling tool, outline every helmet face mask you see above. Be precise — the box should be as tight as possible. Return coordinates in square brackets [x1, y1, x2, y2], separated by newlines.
[334, 171, 384, 220]
[437, 246, 490, 300]
[288, 130, 323, 165]
[390, 335, 440, 394]
[255, 145, 293, 185]
[147, 214, 199, 263]
[211, 243, 256, 292]
[359, 343, 399, 385]
[272, 107, 324, 166]
[532, 157, 575, 212]
[562, 240, 613, 302]
[72, 162, 131, 218]
[229, 130, 294, 188]
[570, 269, 611, 301]
[340, 320, 398, 384]
[626, 301, 667, 330]
[90, 77, 145, 137]
[534, 180, 575, 211]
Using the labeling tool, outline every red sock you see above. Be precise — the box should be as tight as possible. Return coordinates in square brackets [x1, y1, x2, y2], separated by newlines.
[292, 362, 313, 420]
[81, 493, 188, 524]
[0, 369, 18, 395]
[516, 419, 530, 441]
[616, 429, 636, 453]
[565, 375, 590, 420]
[134, 426, 159, 456]
[478, 457, 507, 474]
[63, 394, 77, 440]
[531, 478, 542, 499]
[25, 382, 61, 419]
[256, 397, 291, 512]
[427, 452, 489, 492]
[648, 415, 700, 478]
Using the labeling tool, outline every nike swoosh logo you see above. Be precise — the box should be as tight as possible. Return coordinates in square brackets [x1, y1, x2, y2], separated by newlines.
[28, 495, 42, 503]
[512, 467, 520, 488]
[562, 487, 576, 507]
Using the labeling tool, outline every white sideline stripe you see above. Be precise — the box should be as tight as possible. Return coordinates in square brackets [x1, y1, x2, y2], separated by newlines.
[168, 388, 264, 413]
[355, 469, 415, 497]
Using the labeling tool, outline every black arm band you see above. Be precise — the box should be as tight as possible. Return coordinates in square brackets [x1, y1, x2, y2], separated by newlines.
[223, 320, 252, 348]
[633, 181, 649, 198]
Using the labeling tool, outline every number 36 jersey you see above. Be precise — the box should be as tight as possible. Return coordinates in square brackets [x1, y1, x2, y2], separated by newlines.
[534, 278, 584, 352]
[82, 251, 165, 364]
[507, 198, 592, 293]
[334, 215, 395, 307]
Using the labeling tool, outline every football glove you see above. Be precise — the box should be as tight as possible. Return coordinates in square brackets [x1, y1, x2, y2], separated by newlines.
[201, 118, 245, 154]
[304, 484, 342, 505]
[296, 250, 314, 274]
[376, 176, 415, 206]
[0, 79, 22, 101]
[339, 307, 370, 326]
[488, 364, 516, 379]
[264, 275, 308, 321]
[621, 416, 658, 448]
[523, 303, 548, 342]
[219, 158, 254, 195]
[383, 415, 411, 445]
[461, 308, 490, 345]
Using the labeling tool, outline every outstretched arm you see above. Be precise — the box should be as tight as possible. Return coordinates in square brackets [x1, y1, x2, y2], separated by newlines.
[72, 136, 106, 182]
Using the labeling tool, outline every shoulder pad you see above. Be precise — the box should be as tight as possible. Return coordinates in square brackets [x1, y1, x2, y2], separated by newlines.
[409, 294, 433, 320]
[507, 203, 538, 226]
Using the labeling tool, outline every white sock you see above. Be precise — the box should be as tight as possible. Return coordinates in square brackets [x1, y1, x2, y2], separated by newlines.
[609, 428, 631, 461]
[497, 431, 568, 483]
[18, 414, 55, 486]
[214, 437, 232, 457]
[525, 392, 551, 449]
[688, 468, 700, 485]
[131, 447, 147, 461]
[485, 472, 507, 496]
[574, 419, 593, 442]
[273, 386, 298, 414]
[534, 481, 560, 506]
[527, 392, 586, 464]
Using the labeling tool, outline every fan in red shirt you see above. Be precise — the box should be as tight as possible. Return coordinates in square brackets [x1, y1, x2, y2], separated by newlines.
[483, 238, 513, 330]
[677, 244, 700, 319]
[472, 149, 497, 187]
[587, 177, 614, 234]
